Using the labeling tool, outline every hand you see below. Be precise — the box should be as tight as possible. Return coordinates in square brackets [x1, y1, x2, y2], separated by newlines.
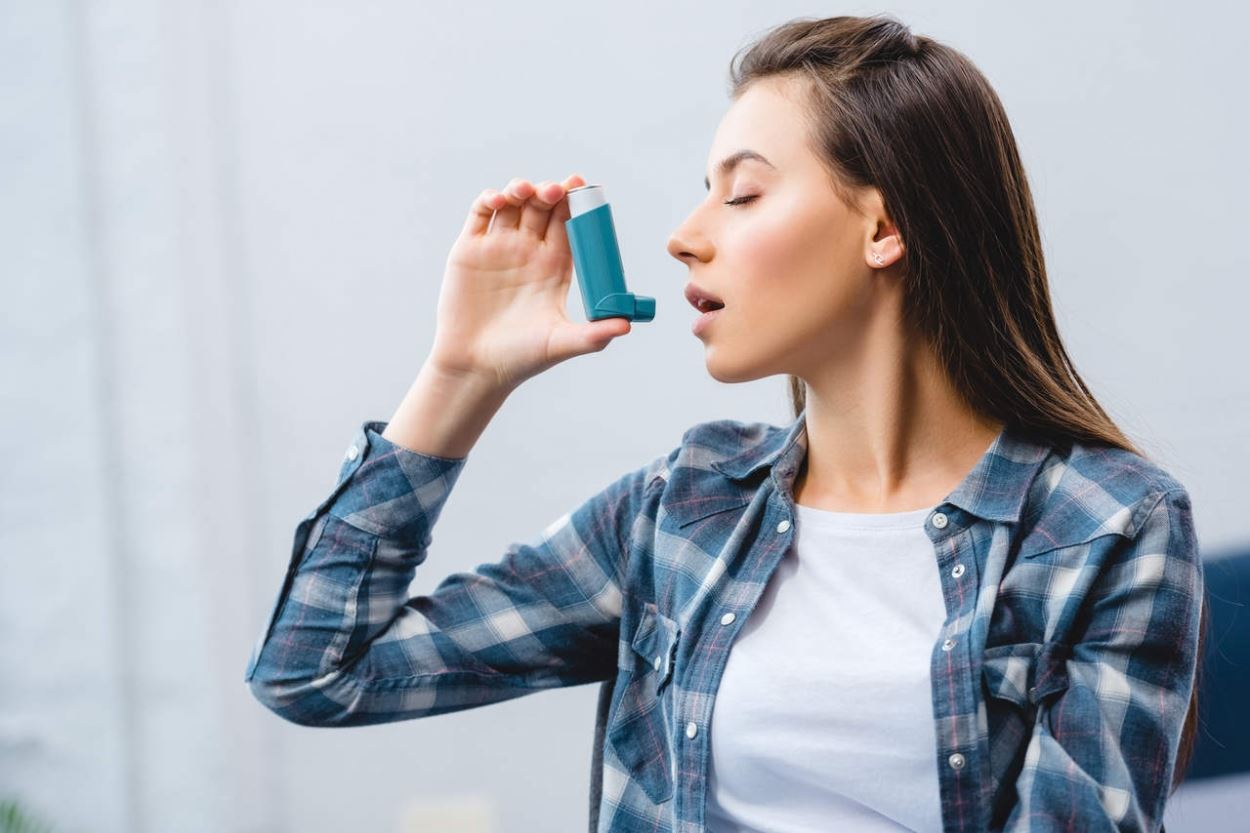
[428, 174, 633, 392]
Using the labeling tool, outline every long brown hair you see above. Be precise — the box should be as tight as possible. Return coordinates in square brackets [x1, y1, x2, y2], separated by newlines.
[728, 13, 1207, 793]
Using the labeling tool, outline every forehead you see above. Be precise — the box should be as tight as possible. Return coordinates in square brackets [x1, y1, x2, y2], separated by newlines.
[707, 76, 812, 173]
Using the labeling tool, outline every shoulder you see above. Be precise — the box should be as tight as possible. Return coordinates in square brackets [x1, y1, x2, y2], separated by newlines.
[1053, 437, 1189, 511]
[1018, 436, 1192, 558]
[638, 417, 775, 486]
[630, 418, 785, 527]
[674, 416, 784, 476]
[681, 416, 778, 454]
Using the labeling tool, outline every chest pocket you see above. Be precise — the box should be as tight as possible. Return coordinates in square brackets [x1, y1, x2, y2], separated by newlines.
[606, 602, 681, 805]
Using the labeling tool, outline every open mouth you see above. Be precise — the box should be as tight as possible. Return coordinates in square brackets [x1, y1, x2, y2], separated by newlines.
[685, 283, 726, 313]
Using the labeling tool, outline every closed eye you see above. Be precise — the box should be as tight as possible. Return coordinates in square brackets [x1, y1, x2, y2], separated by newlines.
[723, 195, 758, 207]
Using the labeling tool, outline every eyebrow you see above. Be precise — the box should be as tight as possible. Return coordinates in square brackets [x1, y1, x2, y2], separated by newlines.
[704, 149, 776, 191]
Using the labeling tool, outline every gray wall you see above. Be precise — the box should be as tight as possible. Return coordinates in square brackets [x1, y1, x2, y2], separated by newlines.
[2, 1, 1246, 831]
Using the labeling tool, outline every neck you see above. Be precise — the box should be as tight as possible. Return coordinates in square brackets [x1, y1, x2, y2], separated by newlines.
[791, 342, 1004, 514]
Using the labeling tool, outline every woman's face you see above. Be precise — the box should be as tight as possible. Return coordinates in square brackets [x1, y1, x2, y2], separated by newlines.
[666, 75, 902, 383]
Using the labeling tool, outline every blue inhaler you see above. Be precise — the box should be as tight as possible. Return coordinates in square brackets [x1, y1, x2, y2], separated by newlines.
[564, 184, 655, 322]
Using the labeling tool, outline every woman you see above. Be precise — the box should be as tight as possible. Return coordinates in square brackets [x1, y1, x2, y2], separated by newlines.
[245, 14, 1206, 833]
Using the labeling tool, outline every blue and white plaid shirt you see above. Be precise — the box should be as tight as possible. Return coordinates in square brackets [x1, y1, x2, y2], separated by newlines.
[245, 408, 1203, 833]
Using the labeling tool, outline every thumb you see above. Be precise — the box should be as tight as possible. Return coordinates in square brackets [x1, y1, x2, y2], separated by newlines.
[549, 317, 632, 361]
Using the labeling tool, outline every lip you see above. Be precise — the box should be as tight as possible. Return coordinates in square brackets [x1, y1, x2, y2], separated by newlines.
[692, 307, 723, 337]
[684, 283, 725, 313]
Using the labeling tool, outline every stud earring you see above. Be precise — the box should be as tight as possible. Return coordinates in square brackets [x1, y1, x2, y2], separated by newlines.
[872, 252, 885, 265]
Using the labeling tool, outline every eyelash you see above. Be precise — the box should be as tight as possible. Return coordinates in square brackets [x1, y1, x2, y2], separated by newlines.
[723, 195, 758, 207]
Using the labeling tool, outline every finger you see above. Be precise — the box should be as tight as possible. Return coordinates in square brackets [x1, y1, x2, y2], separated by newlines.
[545, 173, 587, 250]
[463, 188, 503, 238]
[521, 180, 562, 239]
[491, 178, 533, 232]
[548, 316, 632, 363]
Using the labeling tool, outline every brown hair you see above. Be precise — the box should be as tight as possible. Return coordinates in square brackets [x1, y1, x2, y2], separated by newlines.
[728, 13, 1207, 793]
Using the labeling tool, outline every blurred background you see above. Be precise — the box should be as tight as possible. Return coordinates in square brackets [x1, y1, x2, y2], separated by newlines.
[3, 0, 1247, 831]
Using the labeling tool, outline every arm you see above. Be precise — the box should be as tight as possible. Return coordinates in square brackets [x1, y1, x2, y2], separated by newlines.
[1002, 487, 1204, 833]
[244, 365, 679, 727]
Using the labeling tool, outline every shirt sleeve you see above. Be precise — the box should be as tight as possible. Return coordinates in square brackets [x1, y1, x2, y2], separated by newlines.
[1001, 487, 1204, 833]
[244, 419, 677, 727]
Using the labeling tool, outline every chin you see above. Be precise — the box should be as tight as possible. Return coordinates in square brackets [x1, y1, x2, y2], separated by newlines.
[703, 350, 774, 384]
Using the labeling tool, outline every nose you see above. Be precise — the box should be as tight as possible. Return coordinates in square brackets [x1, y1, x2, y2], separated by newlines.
[666, 225, 708, 265]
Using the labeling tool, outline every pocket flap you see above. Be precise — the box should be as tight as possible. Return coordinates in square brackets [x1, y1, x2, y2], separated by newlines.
[630, 603, 680, 696]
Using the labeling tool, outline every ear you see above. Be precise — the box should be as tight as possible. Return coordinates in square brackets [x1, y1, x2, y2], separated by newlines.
[863, 190, 904, 268]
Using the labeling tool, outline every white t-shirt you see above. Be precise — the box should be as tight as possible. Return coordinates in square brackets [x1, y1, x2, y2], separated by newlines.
[705, 501, 947, 833]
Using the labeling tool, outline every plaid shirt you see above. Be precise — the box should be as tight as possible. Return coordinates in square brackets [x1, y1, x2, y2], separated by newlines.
[245, 409, 1203, 833]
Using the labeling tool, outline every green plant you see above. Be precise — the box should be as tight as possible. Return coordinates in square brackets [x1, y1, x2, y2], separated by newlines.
[0, 799, 54, 833]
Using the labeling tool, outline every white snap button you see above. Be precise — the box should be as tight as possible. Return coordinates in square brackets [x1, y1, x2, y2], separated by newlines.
[931, 512, 947, 529]
[721, 612, 735, 625]
[776, 519, 791, 533]
[653, 655, 663, 671]
[948, 752, 965, 770]
[951, 563, 965, 578]
[686, 721, 698, 739]
[942, 638, 956, 651]
[346, 445, 360, 461]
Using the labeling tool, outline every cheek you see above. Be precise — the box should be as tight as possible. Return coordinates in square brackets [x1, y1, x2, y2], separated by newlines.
[729, 199, 858, 333]
[730, 201, 808, 277]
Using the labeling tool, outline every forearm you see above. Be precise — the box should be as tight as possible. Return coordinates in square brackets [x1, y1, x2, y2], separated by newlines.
[382, 358, 513, 459]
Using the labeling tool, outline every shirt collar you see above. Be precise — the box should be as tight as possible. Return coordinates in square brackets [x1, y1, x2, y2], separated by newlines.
[709, 407, 1053, 525]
